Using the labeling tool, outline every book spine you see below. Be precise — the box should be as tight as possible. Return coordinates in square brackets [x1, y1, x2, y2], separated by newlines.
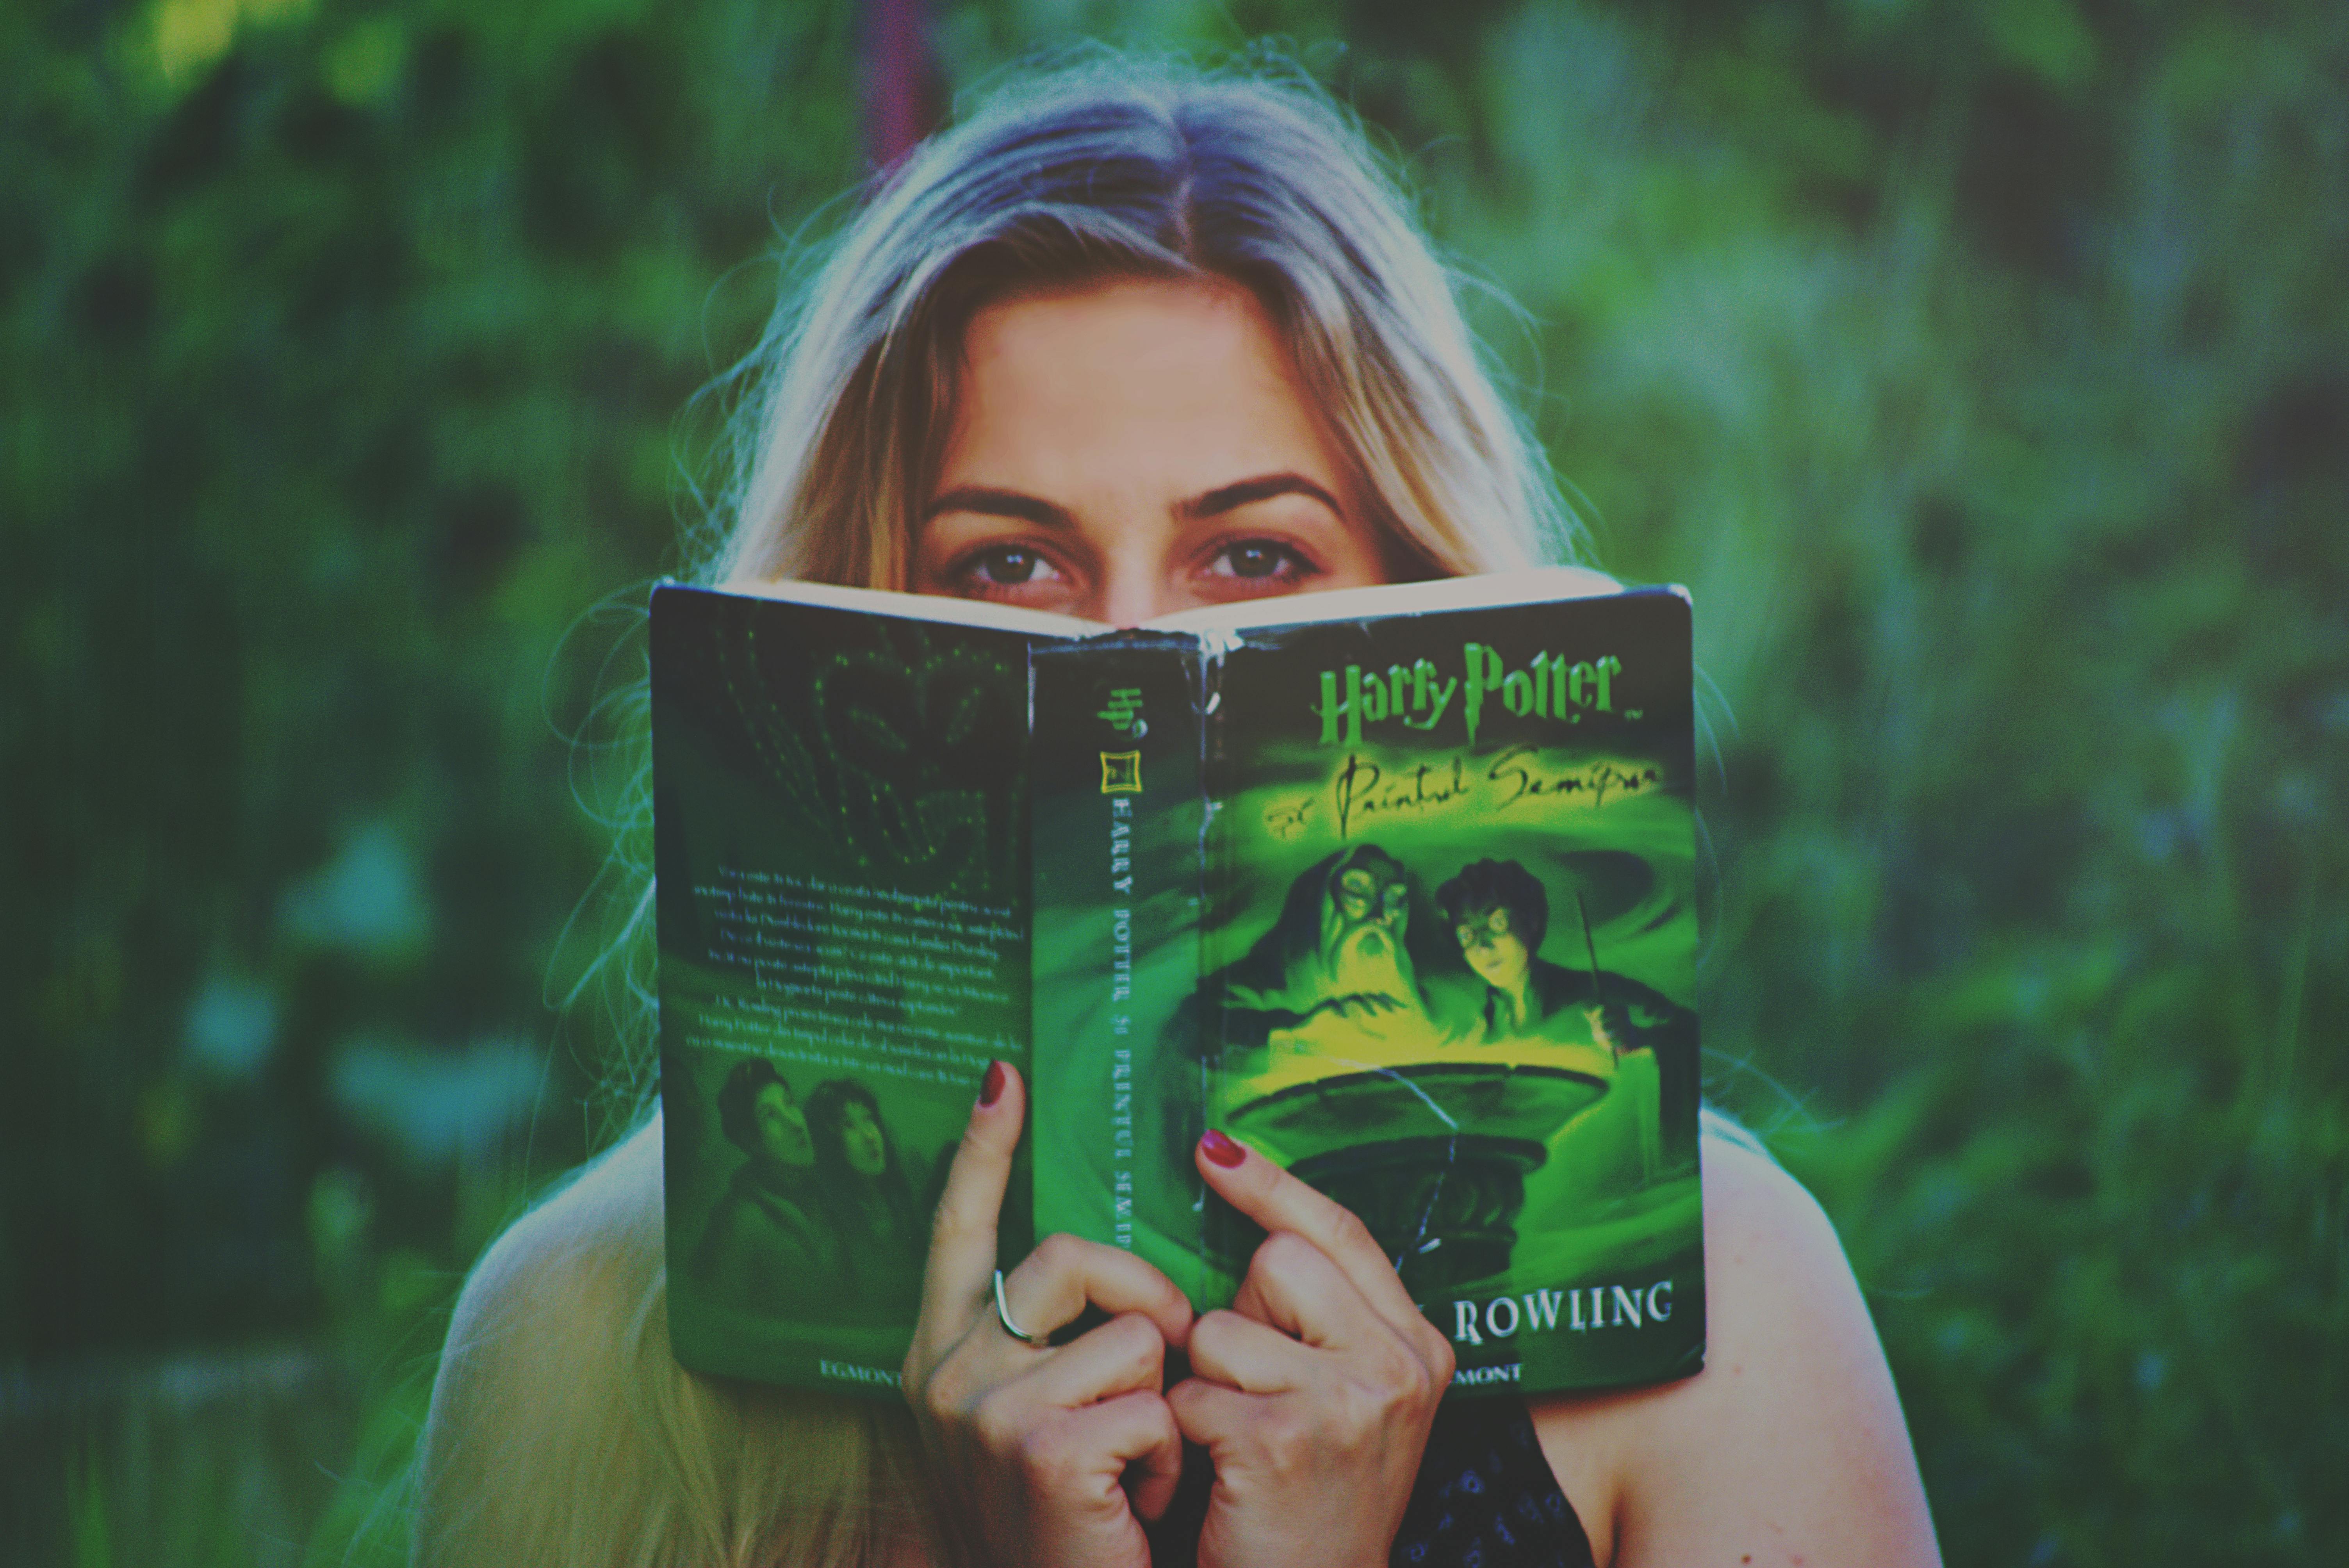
[1028, 636, 1206, 1297]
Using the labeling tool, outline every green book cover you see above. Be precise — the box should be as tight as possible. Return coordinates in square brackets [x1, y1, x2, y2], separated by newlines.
[653, 570, 1703, 1399]
[1192, 590, 1702, 1393]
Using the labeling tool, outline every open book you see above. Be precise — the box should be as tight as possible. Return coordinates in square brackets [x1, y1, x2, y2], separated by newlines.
[652, 568, 1704, 1399]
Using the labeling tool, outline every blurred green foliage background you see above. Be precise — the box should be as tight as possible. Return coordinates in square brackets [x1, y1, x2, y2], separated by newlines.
[4, 0, 2343, 1563]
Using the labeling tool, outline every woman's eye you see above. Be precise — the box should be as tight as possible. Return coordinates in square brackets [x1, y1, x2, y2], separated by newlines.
[966, 546, 1059, 586]
[1208, 539, 1314, 583]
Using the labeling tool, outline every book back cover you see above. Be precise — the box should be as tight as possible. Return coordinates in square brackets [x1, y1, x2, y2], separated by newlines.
[651, 584, 1035, 1394]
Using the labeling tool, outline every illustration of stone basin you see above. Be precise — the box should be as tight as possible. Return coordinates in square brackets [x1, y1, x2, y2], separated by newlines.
[1223, 1062, 1609, 1296]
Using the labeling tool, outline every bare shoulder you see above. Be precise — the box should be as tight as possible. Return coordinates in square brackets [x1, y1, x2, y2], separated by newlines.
[1529, 1123, 1941, 1568]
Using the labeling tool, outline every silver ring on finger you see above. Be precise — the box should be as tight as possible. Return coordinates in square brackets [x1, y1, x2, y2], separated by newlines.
[993, 1268, 1052, 1350]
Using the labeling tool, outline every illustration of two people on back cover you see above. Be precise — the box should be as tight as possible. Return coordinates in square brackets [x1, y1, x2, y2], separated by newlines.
[691, 1062, 932, 1318]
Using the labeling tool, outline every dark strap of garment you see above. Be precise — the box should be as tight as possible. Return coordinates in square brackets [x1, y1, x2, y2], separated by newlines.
[1144, 1396, 1595, 1568]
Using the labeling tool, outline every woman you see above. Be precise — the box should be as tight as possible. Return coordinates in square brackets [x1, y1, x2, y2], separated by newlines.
[414, 58, 1940, 1568]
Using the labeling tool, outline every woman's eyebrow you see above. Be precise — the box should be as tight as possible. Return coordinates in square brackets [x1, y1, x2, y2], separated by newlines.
[922, 486, 1075, 530]
[1180, 472, 1344, 521]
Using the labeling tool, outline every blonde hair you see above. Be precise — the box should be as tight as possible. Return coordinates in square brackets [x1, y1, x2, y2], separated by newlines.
[415, 1118, 947, 1567]
[421, 55, 1586, 1568]
[709, 56, 1580, 590]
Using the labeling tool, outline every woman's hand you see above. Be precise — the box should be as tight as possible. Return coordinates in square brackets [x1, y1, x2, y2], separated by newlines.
[902, 1062, 1195, 1568]
[1169, 1129, 1456, 1568]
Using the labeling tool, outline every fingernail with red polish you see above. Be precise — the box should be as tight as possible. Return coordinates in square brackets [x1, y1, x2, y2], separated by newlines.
[1201, 1129, 1246, 1167]
[979, 1060, 1007, 1108]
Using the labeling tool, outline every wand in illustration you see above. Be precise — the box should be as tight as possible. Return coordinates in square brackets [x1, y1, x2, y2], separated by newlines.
[1576, 891, 1618, 1062]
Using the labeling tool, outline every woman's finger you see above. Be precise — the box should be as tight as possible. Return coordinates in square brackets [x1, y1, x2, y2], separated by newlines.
[1184, 1306, 1316, 1396]
[1226, 1229, 1375, 1349]
[998, 1233, 1192, 1352]
[1050, 1391, 1186, 1524]
[1194, 1128, 1420, 1326]
[1161, 1373, 1260, 1466]
[916, 1060, 1023, 1344]
[1010, 1311, 1178, 1410]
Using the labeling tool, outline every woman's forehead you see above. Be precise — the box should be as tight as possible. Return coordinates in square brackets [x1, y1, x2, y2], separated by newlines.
[944, 276, 1339, 484]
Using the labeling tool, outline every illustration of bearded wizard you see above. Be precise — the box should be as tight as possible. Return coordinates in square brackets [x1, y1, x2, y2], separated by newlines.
[1206, 845, 1482, 1057]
